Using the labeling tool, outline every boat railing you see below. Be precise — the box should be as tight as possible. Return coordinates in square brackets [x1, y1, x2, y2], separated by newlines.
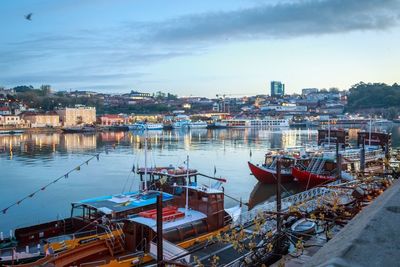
[234, 180, 344, 227]
[115, 222, 125, 246]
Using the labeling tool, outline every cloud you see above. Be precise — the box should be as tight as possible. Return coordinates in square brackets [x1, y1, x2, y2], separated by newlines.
[143, 0, 400, 43]
[2, 0, 399, 91]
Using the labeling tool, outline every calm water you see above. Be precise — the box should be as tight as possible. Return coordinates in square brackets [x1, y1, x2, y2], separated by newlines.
[1, 126, 399, 232]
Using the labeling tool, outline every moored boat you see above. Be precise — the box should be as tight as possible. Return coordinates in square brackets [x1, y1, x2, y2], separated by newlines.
[61, 125, 96, 133]
[248, 161, 294, 184]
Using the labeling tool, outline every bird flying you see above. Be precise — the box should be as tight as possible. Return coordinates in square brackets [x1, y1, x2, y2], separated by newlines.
[25, 13, 33, 21]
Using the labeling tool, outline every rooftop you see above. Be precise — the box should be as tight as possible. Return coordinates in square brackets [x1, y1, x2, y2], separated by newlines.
[128, 207, 207, 231]
[73, 190, 174, 214]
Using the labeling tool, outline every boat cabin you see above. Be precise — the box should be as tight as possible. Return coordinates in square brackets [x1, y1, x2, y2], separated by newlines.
[12, 191, 173, 246]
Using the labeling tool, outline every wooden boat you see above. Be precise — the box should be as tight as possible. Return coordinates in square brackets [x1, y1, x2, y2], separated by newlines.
[0, 191, 175, 265]
[292, 166, 336, 188]
[248, 150, 310, 184]
[248, 161, 293, 184]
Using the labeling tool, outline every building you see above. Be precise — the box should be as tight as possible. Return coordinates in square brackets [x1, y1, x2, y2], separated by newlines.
[0, 107, 11, 115]
[98, 114, 128, 126]
[56, 106, 96, 126]
[0, 115, 23, 126]
[270, 81, 285, 97]
[22, 112, 60, 127]
[302, 88, 319, 96]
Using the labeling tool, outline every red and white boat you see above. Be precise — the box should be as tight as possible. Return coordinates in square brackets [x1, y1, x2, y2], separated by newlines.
[291, 166, 336, 188]
[248, 161, 294, 184]
[248, 152, 304, 184]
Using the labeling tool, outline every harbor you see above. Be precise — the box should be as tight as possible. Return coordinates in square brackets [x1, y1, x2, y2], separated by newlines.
[1, 124, 399, 266]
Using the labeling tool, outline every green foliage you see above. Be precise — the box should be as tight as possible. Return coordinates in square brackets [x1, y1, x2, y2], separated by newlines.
[347, 82, 400, 113]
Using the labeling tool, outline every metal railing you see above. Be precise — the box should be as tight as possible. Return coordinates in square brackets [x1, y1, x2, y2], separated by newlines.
[234, 180, 344, 227]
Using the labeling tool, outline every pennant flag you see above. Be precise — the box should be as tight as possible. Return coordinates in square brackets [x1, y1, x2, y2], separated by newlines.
[214, 166, 217, 176]
[41, 187, 46, 191]
[76, 166, 81, 171]
[29, 193, 35, 198]
[65, 173, 69, 179]
[2, 208, 7, 214]
[132, 165, 135, 173]
[86, 160, 89, 165]
[250, 149, 252, 158]
[17, 200, 22, 205]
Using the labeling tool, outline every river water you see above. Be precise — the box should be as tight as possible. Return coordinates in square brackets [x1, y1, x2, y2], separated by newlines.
[1, 126, 399, 232]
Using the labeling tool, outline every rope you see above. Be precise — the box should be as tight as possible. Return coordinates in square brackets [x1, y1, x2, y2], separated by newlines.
[1, 132, 127, 216]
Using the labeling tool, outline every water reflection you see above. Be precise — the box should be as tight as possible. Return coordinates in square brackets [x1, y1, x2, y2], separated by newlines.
[248, 182, 302, 210]
[0, 127, 358, 231]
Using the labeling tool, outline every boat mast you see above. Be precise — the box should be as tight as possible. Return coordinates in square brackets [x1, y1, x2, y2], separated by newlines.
[185, 155, 189, 214]
[328, 118, 331, 147]
[144, 124, 148, 191]
[369, 117, 372, 146]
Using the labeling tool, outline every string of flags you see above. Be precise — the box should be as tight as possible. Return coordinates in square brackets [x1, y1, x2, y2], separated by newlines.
[1, 153, 101, 215]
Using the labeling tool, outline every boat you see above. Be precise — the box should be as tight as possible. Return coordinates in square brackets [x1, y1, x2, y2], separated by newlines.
[0, 190, 175, 265]
[217, 118, 290, 128]
[290, 218, 316, 235]
[128, 122, 163, 131]
[61, 125, 96, 133]
[248, 160, 294, 184]
[172, 120, 190, 129]
[137, 165, 198, 177]
[188, 121, 208, 129]
[108, 124, 130, 131]
[0, 130, 25, 135]
[291, 164, 337, 188]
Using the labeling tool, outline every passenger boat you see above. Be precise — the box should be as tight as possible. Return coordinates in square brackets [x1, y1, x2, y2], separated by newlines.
[128, 122, 163, 131]
[172, 120, 190, 129]
[188, 121, 208, 129]
[218, 118, 290, 128]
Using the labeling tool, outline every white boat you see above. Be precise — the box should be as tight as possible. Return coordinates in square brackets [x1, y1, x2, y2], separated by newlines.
[172, 120, 190, 129]
[128, 122, 163, 130]
[188, 121, 208, 129]
[219, 118, 290, 128]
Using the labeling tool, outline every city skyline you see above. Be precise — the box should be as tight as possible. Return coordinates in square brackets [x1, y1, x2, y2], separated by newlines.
[1, 0, 399, 97]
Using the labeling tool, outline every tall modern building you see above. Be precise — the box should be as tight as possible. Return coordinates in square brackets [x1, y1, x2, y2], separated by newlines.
[270, 81, 285, 97]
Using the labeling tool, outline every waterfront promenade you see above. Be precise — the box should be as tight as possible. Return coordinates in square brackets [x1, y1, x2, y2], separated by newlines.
[306, 180, 400, 267]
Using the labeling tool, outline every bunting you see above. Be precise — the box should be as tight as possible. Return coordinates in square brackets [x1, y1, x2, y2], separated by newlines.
[1, 153, 100, 215]
[1, 132, 127, 216]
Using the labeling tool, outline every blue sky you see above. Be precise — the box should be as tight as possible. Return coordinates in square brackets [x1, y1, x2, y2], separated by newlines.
[1, 0, 399, 96]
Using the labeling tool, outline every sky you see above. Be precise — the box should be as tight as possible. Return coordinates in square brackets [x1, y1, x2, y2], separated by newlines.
[1, 0, 399, 97]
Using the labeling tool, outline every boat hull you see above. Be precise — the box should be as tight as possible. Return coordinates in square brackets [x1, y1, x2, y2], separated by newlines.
[291, 167, 336, 188]
[248, 162, 293, 184]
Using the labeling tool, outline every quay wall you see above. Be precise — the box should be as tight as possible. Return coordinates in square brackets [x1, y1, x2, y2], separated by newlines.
[306, 180, 400, 267]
